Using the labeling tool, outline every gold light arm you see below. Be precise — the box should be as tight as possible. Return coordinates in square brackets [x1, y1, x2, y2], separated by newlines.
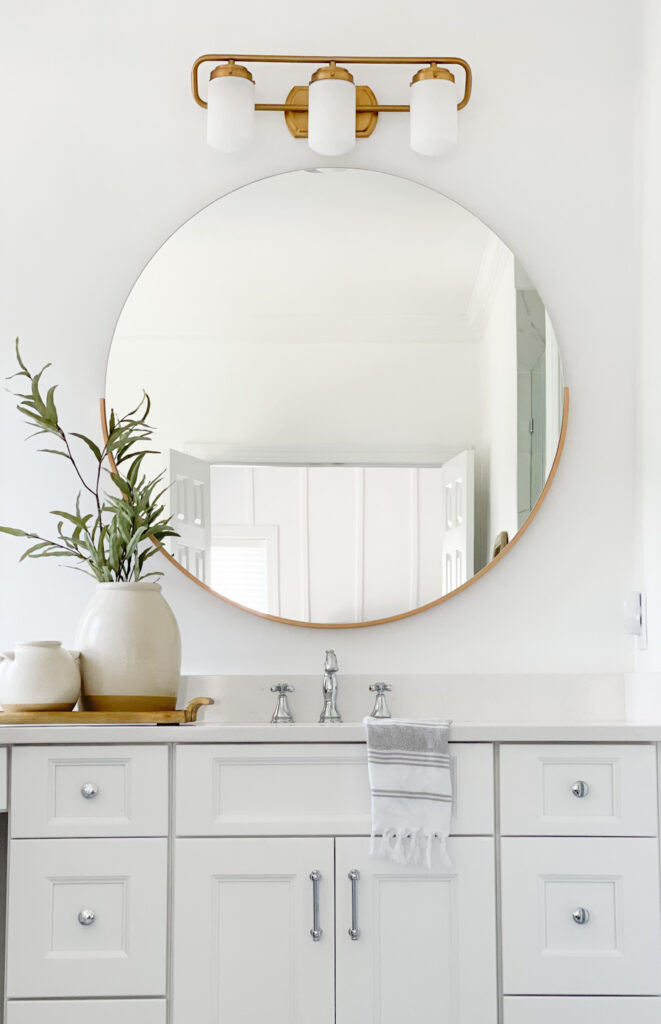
[191, 54, 472, 112]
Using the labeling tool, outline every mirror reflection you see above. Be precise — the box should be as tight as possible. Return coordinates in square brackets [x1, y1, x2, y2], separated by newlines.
[106, 169, 565, 625]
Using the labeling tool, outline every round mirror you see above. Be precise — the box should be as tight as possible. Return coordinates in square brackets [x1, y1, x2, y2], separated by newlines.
[106, 169, 567, 627]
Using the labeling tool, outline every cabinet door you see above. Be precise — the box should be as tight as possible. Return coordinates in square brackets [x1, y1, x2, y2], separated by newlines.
[335, 837, 497, 1024]
[173, 837, 334, 1024]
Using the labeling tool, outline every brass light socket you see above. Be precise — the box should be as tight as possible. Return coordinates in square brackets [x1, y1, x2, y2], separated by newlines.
[209, 61, 254, 83]
[309, 62, 354, 85]
[411, 64, 455, 85]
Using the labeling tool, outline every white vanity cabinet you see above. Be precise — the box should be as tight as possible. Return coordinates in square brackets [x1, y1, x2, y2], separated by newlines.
[172, 741, 498, 1024]
[1, 730, 660, 1024]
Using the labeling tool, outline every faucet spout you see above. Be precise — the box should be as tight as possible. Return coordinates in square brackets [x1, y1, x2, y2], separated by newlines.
[319, 649, 342, 723]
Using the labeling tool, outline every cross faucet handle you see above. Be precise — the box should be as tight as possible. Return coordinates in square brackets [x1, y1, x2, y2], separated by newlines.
[270, 684, 295, 724]
[369, 682, 392, 719]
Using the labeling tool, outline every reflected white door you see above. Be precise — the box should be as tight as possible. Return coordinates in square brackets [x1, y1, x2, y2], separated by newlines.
[173, 837, 335, 1024]
[168, 450, 210, 582]
[440, 449, 474, 595]
[335, 837, 497, 1024]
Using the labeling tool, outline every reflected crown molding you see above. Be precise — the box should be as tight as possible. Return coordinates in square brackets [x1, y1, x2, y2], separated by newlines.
[115, 312, 478, 346]
[182, 442, 468, 466]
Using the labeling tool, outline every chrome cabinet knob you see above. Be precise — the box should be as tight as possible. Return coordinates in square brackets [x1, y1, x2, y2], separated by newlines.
[81, 782, 99, 799]
[572, 907, 590, 925]
[571, 780, 589, 798]
[78, 908, 96, 926]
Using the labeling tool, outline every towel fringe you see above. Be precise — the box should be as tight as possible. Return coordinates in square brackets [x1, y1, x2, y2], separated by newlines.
[370, 828, 452, 869]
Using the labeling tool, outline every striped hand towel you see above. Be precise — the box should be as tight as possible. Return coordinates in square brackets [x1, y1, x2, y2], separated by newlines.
[364, 717, 452, 869]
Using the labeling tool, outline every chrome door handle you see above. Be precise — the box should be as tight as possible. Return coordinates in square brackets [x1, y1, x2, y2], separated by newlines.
[78, 908, 96, 926]
[348, 869, 360, 940]
[572, 907, 590, 925]
[80, 782, 99, 799]
[571, 780, 589, 798]
[310, 870, 322, 941]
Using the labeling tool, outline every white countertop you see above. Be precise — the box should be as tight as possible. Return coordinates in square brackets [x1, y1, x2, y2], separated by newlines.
[1, 721, 661, 744]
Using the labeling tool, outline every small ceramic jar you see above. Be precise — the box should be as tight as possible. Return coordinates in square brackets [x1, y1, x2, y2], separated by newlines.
[0, 641, 81, 711]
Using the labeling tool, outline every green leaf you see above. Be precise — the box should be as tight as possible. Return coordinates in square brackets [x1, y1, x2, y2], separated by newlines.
[110, 472, 131, 497]
[0, 526, 31, 537]
[38, 447, 69, 458]
[20, 541, 54, 561]
[14, 338, 29, 375]
[50, 509, 89, 528]
[45, 384, 59, 425]
[70, 432, 102, 462]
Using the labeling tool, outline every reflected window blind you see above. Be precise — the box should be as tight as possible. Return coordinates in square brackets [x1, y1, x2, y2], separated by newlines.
[210, 537, 269, 613]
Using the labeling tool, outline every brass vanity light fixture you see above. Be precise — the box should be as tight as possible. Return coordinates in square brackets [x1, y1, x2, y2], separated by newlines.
[191, 54, 473, 156]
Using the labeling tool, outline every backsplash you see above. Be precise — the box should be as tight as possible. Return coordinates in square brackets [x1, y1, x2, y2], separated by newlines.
[179, 673, 625, 725]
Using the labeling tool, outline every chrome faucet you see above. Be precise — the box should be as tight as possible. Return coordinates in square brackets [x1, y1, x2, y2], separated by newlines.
[319, 649, 342, 723]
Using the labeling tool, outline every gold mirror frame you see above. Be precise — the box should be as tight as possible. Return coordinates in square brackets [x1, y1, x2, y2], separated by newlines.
[100, 389, 568, 629]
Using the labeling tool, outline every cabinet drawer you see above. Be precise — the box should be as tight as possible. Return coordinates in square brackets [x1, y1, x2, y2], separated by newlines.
[7, 1002, 167, 1024]
[11, 745, 168, 837]
[175, 742, 494, 836]
[504, 996, 661, 1023]
[7, 838, 167, 997]
[0, 746, 6, 811]
[501, 838, 661, 995]
[500, 744, 658, 836]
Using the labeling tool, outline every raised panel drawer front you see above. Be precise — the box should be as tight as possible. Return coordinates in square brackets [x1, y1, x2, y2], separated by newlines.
[499, 744, 658, 836]
[0, 746, 7, 811]
[335, 836, 497, 1024]
[6, 838, 167, 998]
[503, 996, 661, 1023]
[11, 745, 169, 838]
[173, 837, 335, 1024]
[7, 1001, 167, 1024]
[501, 838, 661, 995]
[175, 742, 493, 835]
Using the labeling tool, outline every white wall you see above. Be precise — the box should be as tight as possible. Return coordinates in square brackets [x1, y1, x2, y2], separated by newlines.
[633, 0, 661, 679]
[0, 0, 640, 676]
[108, 339, 483, 458]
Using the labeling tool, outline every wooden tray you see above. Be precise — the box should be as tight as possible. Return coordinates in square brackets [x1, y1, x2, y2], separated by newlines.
[0, 697, 213, 725]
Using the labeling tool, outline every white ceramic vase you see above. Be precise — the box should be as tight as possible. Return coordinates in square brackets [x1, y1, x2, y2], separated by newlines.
[75, 582, 181, 711]
[0, 641, 81, 711]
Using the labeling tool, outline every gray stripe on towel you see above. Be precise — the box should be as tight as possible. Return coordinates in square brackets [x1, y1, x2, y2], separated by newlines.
[366, 721, 449, 754]
[372, 790, 452, 802]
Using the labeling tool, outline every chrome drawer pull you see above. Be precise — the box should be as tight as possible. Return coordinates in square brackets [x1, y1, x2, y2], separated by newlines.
[78, 908, 96, 926]
[348, 869, 360, 940]
[80, 782, 99, 799]
[572, 907, 590, 925]
[310, 870, 322, 941]
[571, 780, 589, 798]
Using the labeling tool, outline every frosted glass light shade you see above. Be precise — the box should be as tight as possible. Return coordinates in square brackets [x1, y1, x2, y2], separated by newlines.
[410, 73, 458, 157]
[207, 70, 255, 152]
[308, 73, 356, 156]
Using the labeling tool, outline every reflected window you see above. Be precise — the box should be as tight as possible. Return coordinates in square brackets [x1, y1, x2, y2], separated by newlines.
[211, 535, 269, 613]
